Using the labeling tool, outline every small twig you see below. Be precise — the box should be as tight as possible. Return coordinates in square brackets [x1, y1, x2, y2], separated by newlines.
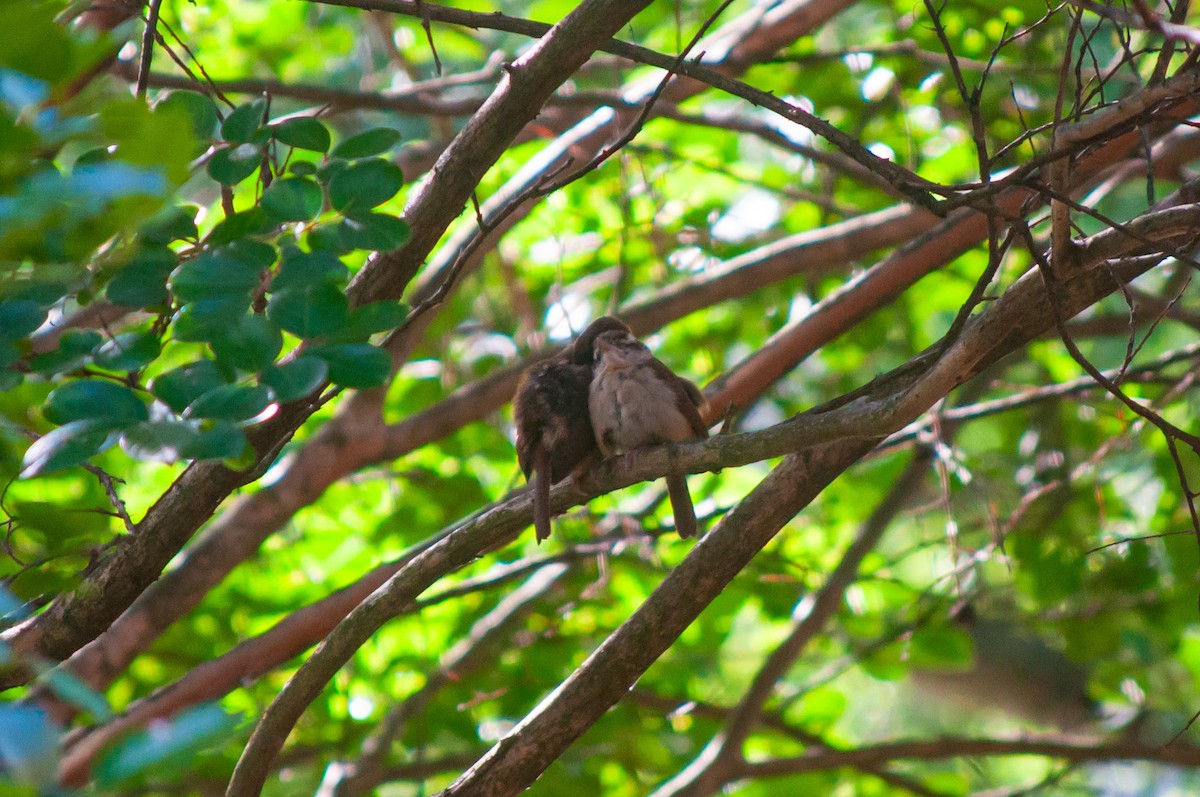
[135, 0, 165, 99]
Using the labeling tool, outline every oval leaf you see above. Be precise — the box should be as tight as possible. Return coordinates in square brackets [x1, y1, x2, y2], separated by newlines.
[206, 143, 261, 186]
[266, 282, 349, 339]
[121, 419, 247, 462]
[306, 343, 392, 389]
[271, 117, 331, 152]
[327, 300, 408, 342]
[0, 299, 46, 341]
[220, 99, 266, 143]
[185, 383, 274, 422]
[20, 419, 119, 478]
[170, 254, 261, 302]
[327, 160, 403, 213]
[339, 212, 411, 251]
[261, 177, 323, 223]
[150, 360, 228, 413]
[261, 355, 328, 402]
[272, 249, 348, 291]
[27, 329, 103, 375]
[107, 246, 178, 308]
[92, 331, 161, 372]
[44, 380, 149, 425]
[209, 313, 283, 372]
[155, 90, 218, 142]
[140, 205, 199, 244]
[331, 127, 402, 159]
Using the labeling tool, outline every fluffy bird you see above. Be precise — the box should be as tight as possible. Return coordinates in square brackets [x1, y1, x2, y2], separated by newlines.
[588, 328, 708, 538]
[514, 316, 631, 542]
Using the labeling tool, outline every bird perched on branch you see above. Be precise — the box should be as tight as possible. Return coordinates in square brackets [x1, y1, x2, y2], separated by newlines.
[588, 328, 708, 538]
[514, 316, 631, 542]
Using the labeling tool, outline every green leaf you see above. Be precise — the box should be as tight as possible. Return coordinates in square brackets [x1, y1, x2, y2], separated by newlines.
[209, 313, 283, 372]
[261, 355, 328, 402]
[155, 90, 219, 145]
[93, 704, 240, 787]
[185, 383, 275, 422]
[331, 127, 402, 158]
[221, 99, 266, 143]
[206, 143, 262, 186]
[306, 343, 392, 388]
[271, 117, 331, 152]
[0, 300, 46, 341]
[0, 341, 17, 369]
[290, 160, 318, 177]
[150, 360, 228, 413]
[220, 239, 278, 271]
[20, 419, 119, 478]
[327, 160, 403, 213]
[267, 282, 349, 339]
[173, 295, 254, 343]
[8, 282, 69, 309]
[170, 253, 262, 302]
[92, 331, 161, 372]
[272, 249, 348, 291]
[315, 159, 347, 185]
[0, 368, 21, 392]
[140, 204, 199, 244]
[327, 300, 408, 342]
[120, 419, 247, 461]
[205, 208, 272, 246]
[44, 380, 149, 425]
[306, 223, 351, 253]
[261, 177, 323, 222]
[339, 212, 411, 250]
[106, 245, 178, 308]
[26, 329, 103, 375]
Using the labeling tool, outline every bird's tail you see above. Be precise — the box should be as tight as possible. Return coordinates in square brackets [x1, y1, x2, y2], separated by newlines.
[533, 446, 553, 543]
[666, 474, 697, 538]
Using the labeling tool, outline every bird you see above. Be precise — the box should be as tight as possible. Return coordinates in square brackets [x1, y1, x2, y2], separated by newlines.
[514, 316, 632, 542]
[587, 327, 708, 538]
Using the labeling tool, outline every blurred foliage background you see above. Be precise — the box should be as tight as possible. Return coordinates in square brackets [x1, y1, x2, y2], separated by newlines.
[3, 0, 1200, 795]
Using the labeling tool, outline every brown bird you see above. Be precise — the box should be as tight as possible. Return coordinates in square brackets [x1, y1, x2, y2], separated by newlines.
[514, 316, 631, 542]
[588, 328, 708, 538]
